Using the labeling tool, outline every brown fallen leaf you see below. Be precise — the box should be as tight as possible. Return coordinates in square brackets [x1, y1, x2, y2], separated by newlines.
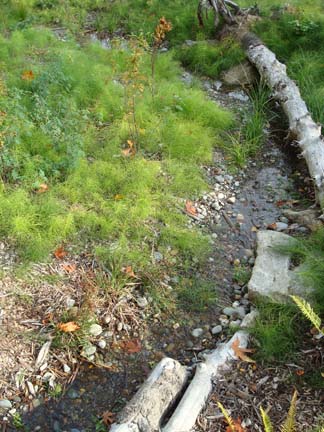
[122, 139, 136, 157]
[267, 222, 277, 230]
[54, 246, 68, 260]
[21, 70, 35, 81]
[185, 200, 197, 216]
[120, 338, 142, 354]
[36, 183, 48, 194]
[231, 338, 255, 363]
[57, 321, 80, 332]
[102, 411, 115, 426]
[226, 418, 246, 432]
[62, 263, 76, 273]
[122, 265, 136, 278]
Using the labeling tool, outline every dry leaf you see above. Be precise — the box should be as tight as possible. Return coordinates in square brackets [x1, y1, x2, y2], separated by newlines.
[121, 338, 142, 354]
[54, 246, 67, 260]
[122, 139, 136, 157]
[231, 338, 255, 363]
[296, 369, 305, 376]
[102, 411, 115, 426]
[57, 321, 80, 332]
[62, 263, 76, 273]
[122, 265, 136, 278]
[36, 183, 48, 194]
[251, 226, 258, 232]
[114, 194, 124, 200]
[267, 222, 277, 230]
[185, 200, 197, 216]
[226, 418, 246, 432]
[21, 70, 35, 81]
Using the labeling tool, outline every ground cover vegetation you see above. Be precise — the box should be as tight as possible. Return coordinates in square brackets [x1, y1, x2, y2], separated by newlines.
[1, 0, 324, 428]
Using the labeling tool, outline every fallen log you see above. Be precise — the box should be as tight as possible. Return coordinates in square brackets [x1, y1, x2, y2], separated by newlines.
[110, 357, 188, 432]
[163, 311, 257, 432]
[242, 33, 324, 209]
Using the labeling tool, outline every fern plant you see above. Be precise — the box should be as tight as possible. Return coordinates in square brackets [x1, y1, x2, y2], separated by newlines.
[218, 390, 298, 431]
[290, 295, 324, 334]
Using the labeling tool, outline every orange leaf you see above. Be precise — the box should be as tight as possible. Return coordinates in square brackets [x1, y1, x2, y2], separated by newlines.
[296, 369, 305, 376]
[231, 338, 255, 363]
[21, 70, 35, 81]
[122, 139, 136, 157]
[54, 246, 67, 260]
[36, 183, 48, 194]
[62, 263, 76, 273]
[57, 321, 80, 332]
[267, 222, 277, 230]
[226, 418, 246, 432]
[121, 338, 142, 354]
[185, 200, 197, 216]
[102, 411, 115, 426]
[122, 265, 136, 278]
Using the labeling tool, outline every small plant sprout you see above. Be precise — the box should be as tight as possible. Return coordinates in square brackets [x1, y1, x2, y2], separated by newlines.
[291, 295, 324, 335]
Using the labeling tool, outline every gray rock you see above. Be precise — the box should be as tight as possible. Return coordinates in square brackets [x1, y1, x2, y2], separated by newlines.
[191, 328, 204, 338]
[136, 296, 148, 308]
[63, 364, 71, 374]
[66, 298, 75, 309]
[0, 400, 12, 410]
[228, 91, 249, 102]
[98, 340, 107, 349]
[215, 175, 224, 183]
[153, 251, 163, 262]
[81, 344, 97, 357]
[88, 324, 103, 336]
[274, 222, 288, 231]
[211, 325, 222, 335]
[223, 307, 235, 317]
[70, 429, 81, 432]
[248, 231, 312, 302]
[221, 61, 257, 87]
[229, 319, 242, 328]
[67, 389, 79, 400]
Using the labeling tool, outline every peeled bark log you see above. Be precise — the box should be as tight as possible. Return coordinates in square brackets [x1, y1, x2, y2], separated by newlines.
[242, 33, 324, 209]
[110, 358, 188, 432]
[163, 330, 249, 432]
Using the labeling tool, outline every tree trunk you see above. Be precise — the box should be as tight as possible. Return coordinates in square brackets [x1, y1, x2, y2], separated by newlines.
[242, 33, 324, 209]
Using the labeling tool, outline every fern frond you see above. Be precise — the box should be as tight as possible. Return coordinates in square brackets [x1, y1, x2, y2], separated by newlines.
[281, 390, 298, 432]
[217, 402, 235, 432]
[260, 406, 274, 432]
[290, 295, 322, 331]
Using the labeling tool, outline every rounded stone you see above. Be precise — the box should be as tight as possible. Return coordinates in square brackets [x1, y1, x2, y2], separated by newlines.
[0, 400, 12, 410]
[211, 325, 222, 335]
[191, 328, 204, 338]
[88, 324, 103, 337]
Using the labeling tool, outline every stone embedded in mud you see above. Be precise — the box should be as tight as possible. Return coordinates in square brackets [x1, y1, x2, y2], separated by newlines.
[136, 296, 148, 308]
[81, 344, 97, 357]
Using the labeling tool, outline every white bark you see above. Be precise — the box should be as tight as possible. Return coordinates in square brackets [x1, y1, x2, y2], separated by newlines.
[242, 33, 324, 208]
[110, 358, 188, 432]
[163, 330, 249, 432]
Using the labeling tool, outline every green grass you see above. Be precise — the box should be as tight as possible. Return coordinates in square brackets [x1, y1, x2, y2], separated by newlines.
[0, 22, 234, 311]
[251, 301, 303, 362]
[175, 38, 245, 79]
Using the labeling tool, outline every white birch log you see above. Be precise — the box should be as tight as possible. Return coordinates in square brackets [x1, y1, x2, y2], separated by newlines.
[110, 357, 188, 432]
[163, 330, 249, 432]
[242, 33, 324, 208]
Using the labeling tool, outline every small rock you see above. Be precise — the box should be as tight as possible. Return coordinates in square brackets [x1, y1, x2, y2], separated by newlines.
[215, 175, 224, 183]
[32, 399, 41, 409]
[211, 325, 222, 335]
[153, 251, 163, 262]
[66, 298, 75, 309]
[53, 420, 61, 432]
[237, 214, 245, 223]
[229, 319, 242, 328]
[98, 340, 107, 349]
[89, 324, 103, 336]
[117, 322, 123, 332]
[218, 193, 225, 200]
[67, 389, 80, 400]
[275, 222, 288, 231]
[70, 429, 81, 432]
[63, 364, 71, 374]
[191, 328, 204, 338]
[0, 400, 12, 410]
[227, 196, 236, 204]
[223, 307, 235, 317]
[103, 315, 111, 324]
[136, 296, 148, 308]
[232, 301, 240, 308]
[82, 344, 96, 357]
